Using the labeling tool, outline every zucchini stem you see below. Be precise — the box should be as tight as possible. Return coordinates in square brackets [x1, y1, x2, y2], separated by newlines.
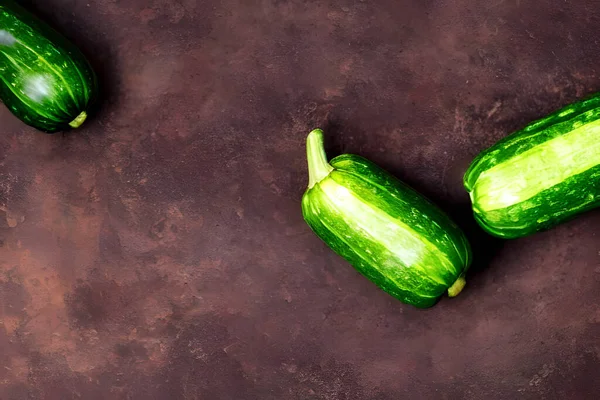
[447, 276, 466, 297]
[306, 129, 334, 188]
[69, 111, 88, 128]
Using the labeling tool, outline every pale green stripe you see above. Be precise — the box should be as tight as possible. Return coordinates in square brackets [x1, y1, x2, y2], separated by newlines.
[71, 57, 89, 104]
[342, 167, 467, 268]
[0, 77, 55, 120]
[18, 42, 79, 108]
[1, 51, 71, 117]
[472, 118, 600, 212]
[310, 197, 438, 299]
[2, 51, 32, 72]
[319, 179, 453, 285]
[0, 62, 57, 121]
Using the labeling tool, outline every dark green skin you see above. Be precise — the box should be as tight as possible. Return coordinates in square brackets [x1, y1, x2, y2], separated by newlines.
[464, 93, 600, 239]
[302, 154, 472, 308]
[0, 0, 97, 132]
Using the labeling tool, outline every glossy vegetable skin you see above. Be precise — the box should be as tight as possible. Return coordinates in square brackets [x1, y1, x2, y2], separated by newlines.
[301, 129, 472, 308]
[464, 93, 600, 239]
[0, 0, 97, 132]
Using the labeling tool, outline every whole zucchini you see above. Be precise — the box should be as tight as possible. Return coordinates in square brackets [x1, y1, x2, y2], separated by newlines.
[301, 129, 472, 308]
[0, 0, 97, 132]
[464, 93, 600, 239]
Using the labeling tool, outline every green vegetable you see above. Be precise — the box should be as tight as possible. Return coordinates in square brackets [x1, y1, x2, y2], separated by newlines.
[301, 129, 472, 308]
[464, 94, 600, 239]
[0, 0, 97, 132]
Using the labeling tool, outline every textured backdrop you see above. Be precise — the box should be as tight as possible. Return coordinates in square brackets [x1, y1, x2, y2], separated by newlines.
[0, 0, 599, 399]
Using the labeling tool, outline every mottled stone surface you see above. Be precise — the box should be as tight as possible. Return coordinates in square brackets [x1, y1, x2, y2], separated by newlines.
[0, 1, 599, 399]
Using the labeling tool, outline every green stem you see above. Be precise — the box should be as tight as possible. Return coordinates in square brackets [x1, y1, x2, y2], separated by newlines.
[69, 111, 87, 128]
[306, 128, 333, 188]
[447, 276, 466, 297]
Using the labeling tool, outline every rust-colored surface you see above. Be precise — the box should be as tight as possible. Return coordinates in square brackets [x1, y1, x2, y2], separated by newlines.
[1, 1, 599, 399]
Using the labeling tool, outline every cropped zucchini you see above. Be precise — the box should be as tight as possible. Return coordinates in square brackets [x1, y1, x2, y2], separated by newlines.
[0, 0, 97, 132]
[464, 93, 600, 238]
[301, 129, 472, 308]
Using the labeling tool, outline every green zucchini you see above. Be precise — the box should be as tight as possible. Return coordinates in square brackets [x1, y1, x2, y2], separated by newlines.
[0, 0, 97, 132]
[464, 93, 600, 239]
[301, 129, 472, 308]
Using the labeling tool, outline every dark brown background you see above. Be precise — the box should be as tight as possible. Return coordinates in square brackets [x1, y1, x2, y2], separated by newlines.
[0, 0, 599, 399]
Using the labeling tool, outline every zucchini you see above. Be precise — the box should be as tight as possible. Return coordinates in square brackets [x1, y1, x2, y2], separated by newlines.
[301, 129, 472, 308]
[464, 94, 600, 238]
[0, 0, 97, 132]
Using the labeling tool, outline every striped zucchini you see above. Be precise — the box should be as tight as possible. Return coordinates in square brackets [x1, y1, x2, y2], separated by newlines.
[301, 129, 472, 308]
[0, 0, 97, 132]
[464, 93, 600, 238]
